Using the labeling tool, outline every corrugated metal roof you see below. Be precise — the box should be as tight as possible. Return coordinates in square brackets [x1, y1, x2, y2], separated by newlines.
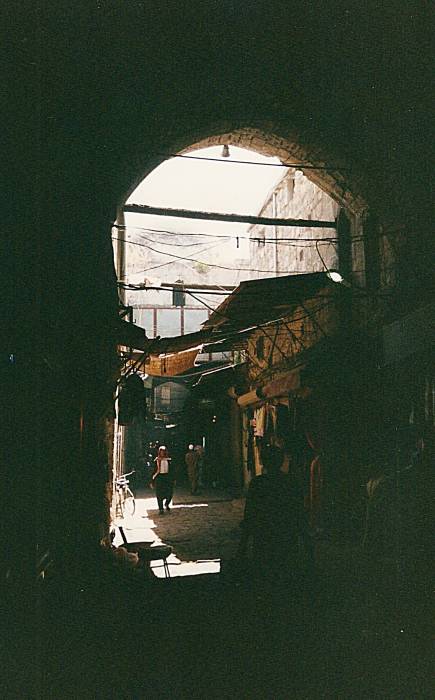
[203, 272, 342, 332]
[123, 272, 344, 354]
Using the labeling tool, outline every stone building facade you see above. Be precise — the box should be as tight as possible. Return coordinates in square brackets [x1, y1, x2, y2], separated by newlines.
[248, 169, 340, 279]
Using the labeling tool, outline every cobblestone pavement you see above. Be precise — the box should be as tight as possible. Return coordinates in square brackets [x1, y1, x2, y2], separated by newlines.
[113, 485, 245, 576]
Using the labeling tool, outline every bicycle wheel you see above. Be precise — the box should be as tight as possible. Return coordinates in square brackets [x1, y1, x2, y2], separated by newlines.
[122, 488, 136, 517]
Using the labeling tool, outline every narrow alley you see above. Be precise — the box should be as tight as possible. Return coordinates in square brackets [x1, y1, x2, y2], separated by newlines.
[5, 3, 434, 699]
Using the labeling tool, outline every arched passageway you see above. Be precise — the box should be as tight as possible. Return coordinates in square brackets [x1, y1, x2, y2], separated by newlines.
[122, 127, 368, 216]
[11, 97, 434, 582]
[112, 123, 433, 579]
[5, 4, 433, 697]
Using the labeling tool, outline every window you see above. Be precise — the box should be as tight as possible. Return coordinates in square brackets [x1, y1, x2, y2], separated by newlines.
[184, 308, 209, 334]
[133, 308, 154, 335]
[156, 309, 181, 337]
[160, 385, 171, 404]
[172, 280, 186, 307]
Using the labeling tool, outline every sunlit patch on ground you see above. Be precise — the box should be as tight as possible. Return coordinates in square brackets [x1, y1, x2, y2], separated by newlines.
[111, 490, 242, 577]
[151, 558, 221, 577]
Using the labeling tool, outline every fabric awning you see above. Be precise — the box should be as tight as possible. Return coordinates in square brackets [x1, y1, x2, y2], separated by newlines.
[144, 347, 201, 377]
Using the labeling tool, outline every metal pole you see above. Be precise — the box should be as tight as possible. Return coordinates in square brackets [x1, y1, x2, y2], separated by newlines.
[123, 203, 337, 229]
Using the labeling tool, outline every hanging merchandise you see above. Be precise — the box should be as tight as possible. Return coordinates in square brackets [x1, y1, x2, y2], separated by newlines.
[264, 403, 276, 445]
[245, 407, 256, 475]
[254, 405, 266, 437]
[247, 429, 255, 474]
[118, 373, 147, 426]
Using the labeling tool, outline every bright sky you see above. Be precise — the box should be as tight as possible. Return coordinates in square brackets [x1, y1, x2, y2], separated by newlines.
[126, 145, 285, 214]
[123, 146, 287, 266]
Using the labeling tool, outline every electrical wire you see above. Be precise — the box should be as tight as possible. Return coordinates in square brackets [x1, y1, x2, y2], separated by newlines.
[127, 259, 178, 275]
[112, 236, 336, 275]
[114, 222, 401, 246]
[131, 292, 334, 340]
[114, 223, 339, 243]
[121, 295, 337, 378]
[119, 278, 396, 303]
[113, 236, 398, 281]
[315, 237, 389, 296]
[185, 290, 218, 315]
[117, 284, 230, 295]
[132, 229, 338, 250]
[157, 152, 348, 171]
[112, 236, 221, 256]
[121, 231, 217, 248]
[140, 236, 335, 251]
[315, 240, 330, 272]
[183, 293, 336, 371]
[115, 238, 224, 281]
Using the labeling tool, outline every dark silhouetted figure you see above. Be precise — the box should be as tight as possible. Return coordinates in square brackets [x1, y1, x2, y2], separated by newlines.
[239, 445, 313, 581]
[185, 444, 200, 494]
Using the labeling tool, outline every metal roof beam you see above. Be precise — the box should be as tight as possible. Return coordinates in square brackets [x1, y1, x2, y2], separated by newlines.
[123, 204, 337, 229]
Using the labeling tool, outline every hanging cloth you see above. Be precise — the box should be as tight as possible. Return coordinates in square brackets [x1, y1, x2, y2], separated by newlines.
[254, 405, 266, 437]
[264, 404, 276, 444]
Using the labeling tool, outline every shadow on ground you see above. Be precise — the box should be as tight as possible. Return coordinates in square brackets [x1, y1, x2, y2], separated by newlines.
[4, 546, 432, 699]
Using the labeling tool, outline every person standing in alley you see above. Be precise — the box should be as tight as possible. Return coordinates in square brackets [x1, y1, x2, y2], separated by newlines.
[194, 444, 205, 487]
[238, 444, 313, 581]
[152, 445, 175, 514]
[185, 443, 200, 494]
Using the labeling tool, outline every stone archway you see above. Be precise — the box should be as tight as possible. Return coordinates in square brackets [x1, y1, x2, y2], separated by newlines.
[119, 125, 368, 217]
[7, 2, 432, 606]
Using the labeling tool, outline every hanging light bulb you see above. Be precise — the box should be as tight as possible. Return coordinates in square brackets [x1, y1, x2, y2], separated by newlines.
[221, 144, 230, 158]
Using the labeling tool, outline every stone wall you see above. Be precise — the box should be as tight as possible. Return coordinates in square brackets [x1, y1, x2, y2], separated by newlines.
[246, 290, 341, 384]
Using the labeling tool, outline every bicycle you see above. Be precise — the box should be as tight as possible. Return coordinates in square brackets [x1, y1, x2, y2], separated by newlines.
[115, 470, 136, 517]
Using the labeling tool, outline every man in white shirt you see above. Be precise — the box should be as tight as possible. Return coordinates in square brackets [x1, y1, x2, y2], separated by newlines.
[152, 446, 174, 513]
